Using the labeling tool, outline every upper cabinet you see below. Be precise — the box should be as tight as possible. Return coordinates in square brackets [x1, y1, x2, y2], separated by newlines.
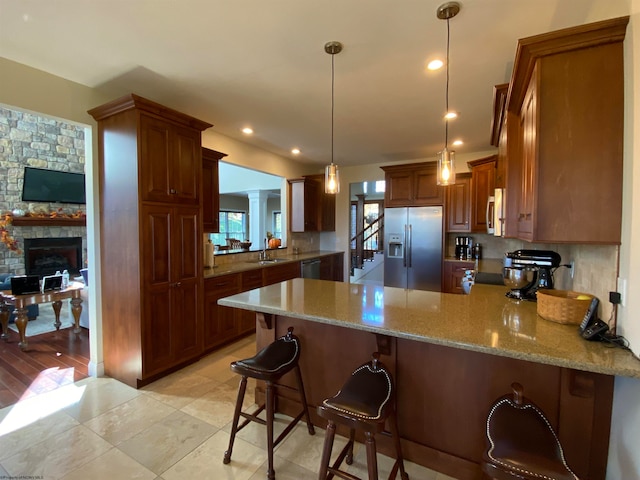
[445, 172, 471, 233]
[289, 174, 335, 232]
[490, 83, 509, 189]
[202, 147, 227, 233]
[139, 114, 202, 205]
[381, 162, 444, 207]
[468, 155, 496, 233]
[503, 16, 628, 244]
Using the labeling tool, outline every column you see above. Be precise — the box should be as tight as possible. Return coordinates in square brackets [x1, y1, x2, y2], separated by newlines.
[248, 190, 269, 249]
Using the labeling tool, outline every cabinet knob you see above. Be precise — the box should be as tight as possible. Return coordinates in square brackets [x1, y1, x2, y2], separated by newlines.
[169, 188, 177, 194]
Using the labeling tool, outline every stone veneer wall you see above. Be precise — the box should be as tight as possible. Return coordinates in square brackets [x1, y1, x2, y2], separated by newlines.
[0, 107, 87, 275]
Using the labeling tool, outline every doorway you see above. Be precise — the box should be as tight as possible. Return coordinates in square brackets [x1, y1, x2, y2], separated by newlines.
[349, 181, 385, 286]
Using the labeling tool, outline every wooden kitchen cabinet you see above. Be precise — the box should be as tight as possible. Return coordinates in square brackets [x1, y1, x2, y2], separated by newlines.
[263, 261, 301, 285]
[382, 162, 444, 207]
[89, 94, 212, 387]
[202, 147, 227, 233]
[203, 273, 242, 351]
[443, 260, 475, 294]
[490, 83, 509, 189]
[141, 205, 202, 375]
[239, 269, 264, 335]
[445, 172, 471, 232]
[289, 175, 335, 232]
[468, 156, 496, 233]
[139, 114, 202, 205]
[319, 252, 345, 281]
[505, 17, 627, 244]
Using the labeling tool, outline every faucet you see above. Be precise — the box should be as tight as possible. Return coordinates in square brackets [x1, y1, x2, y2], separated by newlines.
[260, 237, 269, 261]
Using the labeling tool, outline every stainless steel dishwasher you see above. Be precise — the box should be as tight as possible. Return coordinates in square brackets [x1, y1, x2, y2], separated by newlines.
[301, 259, 321, 279]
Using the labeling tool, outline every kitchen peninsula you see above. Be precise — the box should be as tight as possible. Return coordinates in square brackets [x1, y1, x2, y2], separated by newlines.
[219, 279, 640, 480]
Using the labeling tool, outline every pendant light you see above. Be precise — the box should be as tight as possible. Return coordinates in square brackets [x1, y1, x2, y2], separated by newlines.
[436, 2, 461, 186]
[324, 41, 342, 194]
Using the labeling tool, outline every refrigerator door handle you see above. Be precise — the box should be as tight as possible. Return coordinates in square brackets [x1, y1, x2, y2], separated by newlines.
[407, 224, 413, 268]
[403, 224, 408, 267]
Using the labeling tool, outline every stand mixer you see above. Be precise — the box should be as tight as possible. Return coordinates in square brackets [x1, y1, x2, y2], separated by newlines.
[503, 250, 562, 300]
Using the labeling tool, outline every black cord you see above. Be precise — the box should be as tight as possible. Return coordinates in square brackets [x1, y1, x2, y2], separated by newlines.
[599, 333, 640, 362]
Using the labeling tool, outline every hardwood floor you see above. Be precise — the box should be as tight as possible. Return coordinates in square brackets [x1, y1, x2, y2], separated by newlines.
[0, 326, 90, 408]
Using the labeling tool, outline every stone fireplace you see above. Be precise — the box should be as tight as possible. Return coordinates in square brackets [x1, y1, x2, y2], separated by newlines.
[24, 237, 83, 278]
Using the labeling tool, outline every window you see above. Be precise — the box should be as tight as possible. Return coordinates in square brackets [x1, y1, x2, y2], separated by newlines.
[209, 210, 247, 246]
[272, 211, 282, 239]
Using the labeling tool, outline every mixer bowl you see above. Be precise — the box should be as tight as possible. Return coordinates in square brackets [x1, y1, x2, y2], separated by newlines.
[503, 267, 535, 289]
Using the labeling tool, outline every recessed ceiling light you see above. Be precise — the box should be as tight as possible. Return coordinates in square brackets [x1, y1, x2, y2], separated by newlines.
[242, 127, 253, 135]
[444, 111, 458, 120]
[291, 148, 301, 155]
[427, 59, 444, 70]
[452, 140, 463, 146]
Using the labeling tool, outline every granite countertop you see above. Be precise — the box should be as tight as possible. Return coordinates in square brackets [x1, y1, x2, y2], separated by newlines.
[203, 250, 341, 278]
[218, 279, 640, 379]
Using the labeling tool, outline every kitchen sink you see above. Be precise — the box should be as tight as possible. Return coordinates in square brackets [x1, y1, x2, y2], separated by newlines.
[250, 258, 290, 265]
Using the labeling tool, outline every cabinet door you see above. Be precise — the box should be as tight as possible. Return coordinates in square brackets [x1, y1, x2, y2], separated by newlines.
[385, 170, 414, 207]
[413, 166, 444, 206]
[141, 206, 202, 373]
[263, 262, 300, 285]
[470, 160, 496, 233]
[239, 269, 264, 334]
[172, 207, 202, 359]
[141, 207, 173, 375]
[172, 125, 201, 204]
[331, 253, 344, 281]
[203, 275, 241, 350]
[446, 173, 471, 232]
[518, 74, 537, 239]
[289, 178, 319, 232]
[202, 151, 220, 233]
[139, 115, 201, 204]
[140, 114, 173, 203]
[443, 261, 475, 294]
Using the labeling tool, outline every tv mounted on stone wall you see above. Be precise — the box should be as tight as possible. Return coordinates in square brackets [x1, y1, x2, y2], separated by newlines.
[21, 167, 86, 204]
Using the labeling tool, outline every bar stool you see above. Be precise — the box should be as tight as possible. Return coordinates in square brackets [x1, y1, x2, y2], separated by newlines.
[223, 327, 315, 479]
[482, 382, 580, 480]
[317, 352, 409, 480]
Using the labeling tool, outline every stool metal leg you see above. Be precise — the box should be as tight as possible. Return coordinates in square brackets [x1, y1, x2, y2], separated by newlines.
[266, 381, 276, 480]
[365, 432, 378, 480]
[224, 376, 247, 464]
[318, 421, 336, 479]
[293, 364, 316, 435]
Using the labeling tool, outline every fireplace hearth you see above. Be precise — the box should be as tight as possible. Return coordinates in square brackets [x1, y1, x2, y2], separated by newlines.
[24, 237, 83, 279]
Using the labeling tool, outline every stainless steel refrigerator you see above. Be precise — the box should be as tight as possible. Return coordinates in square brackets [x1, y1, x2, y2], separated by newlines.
[384, 206, 443, 291]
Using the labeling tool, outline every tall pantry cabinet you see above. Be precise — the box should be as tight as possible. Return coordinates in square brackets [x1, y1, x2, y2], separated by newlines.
[89, 94, 212, 388]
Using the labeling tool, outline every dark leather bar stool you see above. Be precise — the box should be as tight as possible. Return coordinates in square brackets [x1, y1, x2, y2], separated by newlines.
[482, 382, 580, 480]
[223, 327, 315, 479]
[317, 352, 409, 480]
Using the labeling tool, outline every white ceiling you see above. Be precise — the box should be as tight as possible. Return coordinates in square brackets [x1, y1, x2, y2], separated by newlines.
[0, 0, 630, 168]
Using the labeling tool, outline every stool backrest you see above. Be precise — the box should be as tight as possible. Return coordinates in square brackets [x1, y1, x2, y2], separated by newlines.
[332, 352, 393, 421]
[485, 383, 579, 480]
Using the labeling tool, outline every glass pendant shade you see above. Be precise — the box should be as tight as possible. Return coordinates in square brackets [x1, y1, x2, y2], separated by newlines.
[437, 147, 456, 186]
[325, 163, 340, 194]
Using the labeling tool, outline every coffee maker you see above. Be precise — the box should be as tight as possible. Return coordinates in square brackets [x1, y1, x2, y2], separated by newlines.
[503, 250, 562, 301]
[455, 236, 472, 260]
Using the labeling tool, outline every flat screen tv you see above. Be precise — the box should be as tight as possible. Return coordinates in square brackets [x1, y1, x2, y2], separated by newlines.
[22, 167, 86, 204]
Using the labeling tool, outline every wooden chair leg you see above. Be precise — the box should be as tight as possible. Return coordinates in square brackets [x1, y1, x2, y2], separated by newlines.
[294, 364, 316, 435]
[346, 428, 356, 465]
[389, 411, 409, 480]
[223, 376, 247, 464]
[365, 431, 378, 480]
[319, 421, 336, 479]
[266, 381, 275, 480]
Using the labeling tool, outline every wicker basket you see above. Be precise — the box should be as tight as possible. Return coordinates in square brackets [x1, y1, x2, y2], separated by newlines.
[536, 290, 594, 325]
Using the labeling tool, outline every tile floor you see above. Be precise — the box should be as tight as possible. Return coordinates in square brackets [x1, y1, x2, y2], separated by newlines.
[0, 335, 456, 479]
